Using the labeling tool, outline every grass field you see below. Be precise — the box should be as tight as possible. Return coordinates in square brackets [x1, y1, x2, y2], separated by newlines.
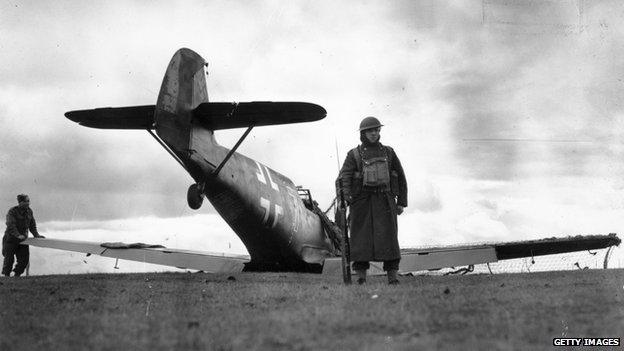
[1, 269, 623, 350]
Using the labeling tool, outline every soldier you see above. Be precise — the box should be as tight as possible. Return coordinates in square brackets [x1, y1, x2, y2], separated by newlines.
[338, 117, 408, 284]
[2, 194, 45, 277]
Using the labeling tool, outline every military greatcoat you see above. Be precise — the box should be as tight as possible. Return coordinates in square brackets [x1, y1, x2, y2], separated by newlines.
[3, 206, 39, 245]
[338, 141, 407, 262]
[3, 206, 40, 276]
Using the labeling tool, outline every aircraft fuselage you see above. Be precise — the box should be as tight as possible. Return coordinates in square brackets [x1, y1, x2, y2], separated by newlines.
[185, 124, 332, 271]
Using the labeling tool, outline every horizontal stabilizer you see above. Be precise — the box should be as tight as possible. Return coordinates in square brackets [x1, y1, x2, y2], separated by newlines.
[65, 105, 155, 129]
[193, 102, 326, 130]
[24, 238, 249, 273]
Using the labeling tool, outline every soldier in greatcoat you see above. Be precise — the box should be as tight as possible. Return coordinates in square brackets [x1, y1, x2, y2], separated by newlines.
[2, 194, 45, 277]
[337, 117, 408, 284]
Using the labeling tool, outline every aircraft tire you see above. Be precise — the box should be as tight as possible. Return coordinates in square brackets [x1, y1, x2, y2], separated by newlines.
[187, 183, 204, 210]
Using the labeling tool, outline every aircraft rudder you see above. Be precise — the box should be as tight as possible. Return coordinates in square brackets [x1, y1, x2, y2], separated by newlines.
[154, 48, 210, 155]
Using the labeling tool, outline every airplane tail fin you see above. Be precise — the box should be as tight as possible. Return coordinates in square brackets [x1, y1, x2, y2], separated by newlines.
[65, 47, 326, 157]
[64, 47, 210, 150]
[154, 48, 210, 157]
[153, 49, 326, 157]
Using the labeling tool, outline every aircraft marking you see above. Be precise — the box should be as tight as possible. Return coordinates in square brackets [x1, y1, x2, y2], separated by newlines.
[255, 161, 279, 192]
[255, 161, 266, 184]
[260, 197, 282, 228]
[272, 205, 283, 228]
[260, 197, 270, 224]
[265, 167, 279, 192]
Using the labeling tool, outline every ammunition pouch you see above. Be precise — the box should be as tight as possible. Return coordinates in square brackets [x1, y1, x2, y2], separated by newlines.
[343, 145, 396, 200]
[362, 156, 390, 187]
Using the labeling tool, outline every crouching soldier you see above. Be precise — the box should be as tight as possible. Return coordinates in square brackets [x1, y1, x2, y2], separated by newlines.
[2, 194, 45, 277]
[337, 117, 408, 284]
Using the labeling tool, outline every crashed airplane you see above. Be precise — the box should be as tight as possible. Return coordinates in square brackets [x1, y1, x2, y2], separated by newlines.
[25, 48, 621, 275]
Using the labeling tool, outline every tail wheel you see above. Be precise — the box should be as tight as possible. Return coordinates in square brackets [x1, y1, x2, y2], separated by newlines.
[187, 183, 204, 210]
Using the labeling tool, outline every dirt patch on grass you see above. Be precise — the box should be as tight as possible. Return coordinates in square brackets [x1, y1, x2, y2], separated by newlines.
[0, 270, 622, 350]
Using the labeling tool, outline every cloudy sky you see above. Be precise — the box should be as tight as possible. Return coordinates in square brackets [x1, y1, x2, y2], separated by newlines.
[1, 0, 623, 274]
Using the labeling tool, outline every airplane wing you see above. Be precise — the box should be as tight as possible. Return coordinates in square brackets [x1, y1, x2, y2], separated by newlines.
[23, 238, 250, 273]
[65, 102, 326, 130]
[322, 233, 621, 275]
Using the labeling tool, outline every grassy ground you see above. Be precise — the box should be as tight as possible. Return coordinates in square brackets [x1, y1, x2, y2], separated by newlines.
[0, 269, 622, 351]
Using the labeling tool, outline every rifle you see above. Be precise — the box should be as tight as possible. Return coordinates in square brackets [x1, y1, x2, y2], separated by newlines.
[337, 178, 352, 284]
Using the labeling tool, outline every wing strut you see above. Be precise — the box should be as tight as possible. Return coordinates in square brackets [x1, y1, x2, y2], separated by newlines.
[212, 124, 255, 176]
[147, 129, 188, 172]
[187, 124, 255, 210]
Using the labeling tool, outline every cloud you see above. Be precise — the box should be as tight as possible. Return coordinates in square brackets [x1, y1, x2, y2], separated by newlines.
[456, 211, 510, 240]
[1, 1, 460, 221]
[476, 198, 498, 211]
[411, 181, 443, 212]
[422, 0, 624, 181]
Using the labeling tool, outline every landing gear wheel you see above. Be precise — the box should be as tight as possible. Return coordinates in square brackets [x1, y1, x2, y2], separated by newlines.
[187, 183, 204, 210]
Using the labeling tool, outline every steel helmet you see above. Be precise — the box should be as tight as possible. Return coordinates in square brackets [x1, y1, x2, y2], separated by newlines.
[359, 116, 383, 131]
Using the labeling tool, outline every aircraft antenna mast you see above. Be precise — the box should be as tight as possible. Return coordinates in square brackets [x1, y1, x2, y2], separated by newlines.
[332, 137, 341, 214]
[334, 138, 341, 172]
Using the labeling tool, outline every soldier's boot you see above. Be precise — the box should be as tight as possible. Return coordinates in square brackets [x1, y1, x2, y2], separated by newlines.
[356, 269, 367, 285]
[387, 269, 399, 285]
